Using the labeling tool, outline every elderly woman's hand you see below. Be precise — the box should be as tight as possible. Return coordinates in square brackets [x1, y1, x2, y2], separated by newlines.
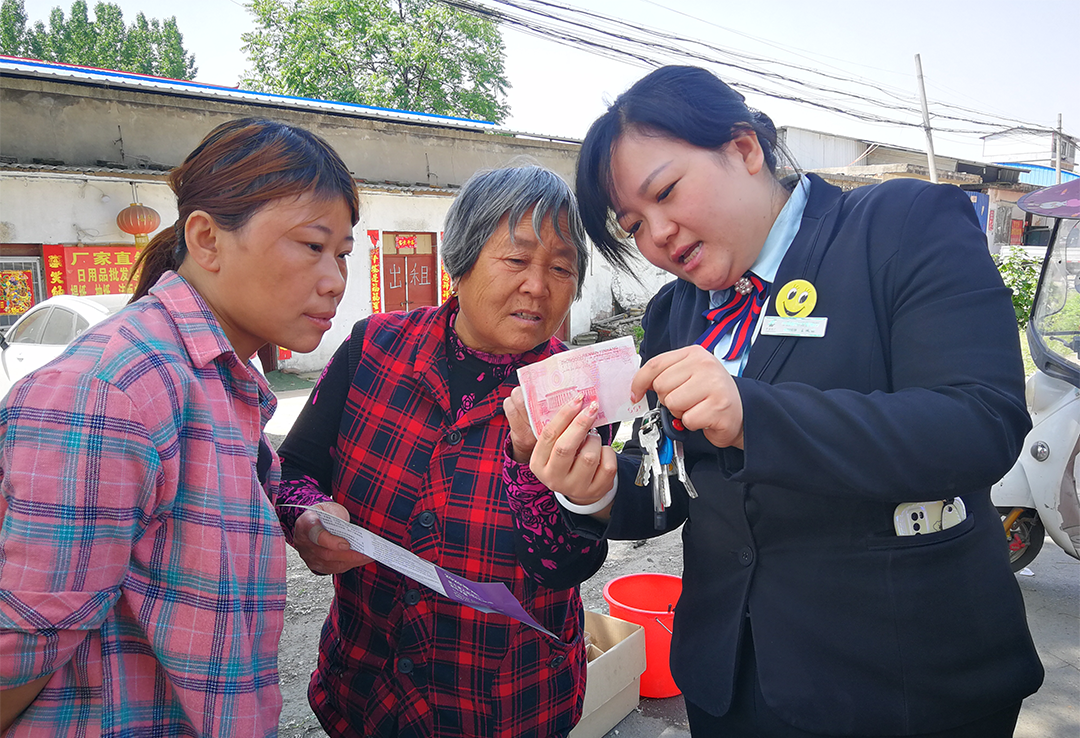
[292, 501, 374, 576]
[632, 344, 745, 449]
[505, 387, 618, 509]
[504, 386, 541, 463]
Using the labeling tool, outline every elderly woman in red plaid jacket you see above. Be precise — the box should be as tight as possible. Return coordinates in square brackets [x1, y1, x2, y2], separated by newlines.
[274, 164, 612, 738]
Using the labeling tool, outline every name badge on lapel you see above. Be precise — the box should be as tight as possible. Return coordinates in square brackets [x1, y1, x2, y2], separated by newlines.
[761, 279, 828, 338]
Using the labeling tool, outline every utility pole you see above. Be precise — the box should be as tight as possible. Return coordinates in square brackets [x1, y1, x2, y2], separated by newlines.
[915, 54, 939, 184]
[1055, 113, 1062, 184]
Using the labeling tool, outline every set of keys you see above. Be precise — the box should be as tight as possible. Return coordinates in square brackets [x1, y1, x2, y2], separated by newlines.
[635, 406, 698, 529]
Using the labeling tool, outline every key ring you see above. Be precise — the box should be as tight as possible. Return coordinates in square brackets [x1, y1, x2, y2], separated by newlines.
[659, 405, 690, 443]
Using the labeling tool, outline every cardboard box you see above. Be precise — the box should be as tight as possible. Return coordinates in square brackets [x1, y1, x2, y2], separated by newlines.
[569, 611, 647, 738]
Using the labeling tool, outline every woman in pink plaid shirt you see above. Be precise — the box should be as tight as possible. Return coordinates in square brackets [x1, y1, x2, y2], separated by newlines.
[0, 118, 359, 736]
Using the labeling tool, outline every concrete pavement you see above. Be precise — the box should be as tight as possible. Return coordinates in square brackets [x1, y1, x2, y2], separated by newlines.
[573, 526, 1080, 738]
[1012, 542, 1080, 737]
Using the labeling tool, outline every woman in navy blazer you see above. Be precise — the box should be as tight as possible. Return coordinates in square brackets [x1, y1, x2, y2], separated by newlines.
[505, 66, 1043, 737]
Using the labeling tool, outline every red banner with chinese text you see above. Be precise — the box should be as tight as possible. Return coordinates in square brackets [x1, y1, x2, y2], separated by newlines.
[42, 244, 140, 297]
[1009, 219, 1024, 246]
[439, 231, 451, 303]
[368, 230, 382, 313]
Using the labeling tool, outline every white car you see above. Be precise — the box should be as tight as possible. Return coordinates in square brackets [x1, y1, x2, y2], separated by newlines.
[0, 294, 131, 398]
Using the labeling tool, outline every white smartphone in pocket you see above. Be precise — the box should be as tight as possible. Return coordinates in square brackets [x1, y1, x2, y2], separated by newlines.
[894, 501, 945, 535]
[893, 498, 967, 536]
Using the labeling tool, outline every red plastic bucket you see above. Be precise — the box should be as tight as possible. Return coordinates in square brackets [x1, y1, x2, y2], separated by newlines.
[603, 573, 682, 698]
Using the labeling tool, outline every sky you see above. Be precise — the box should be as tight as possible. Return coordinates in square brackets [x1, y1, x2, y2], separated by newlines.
[21, 0, 1080, 164]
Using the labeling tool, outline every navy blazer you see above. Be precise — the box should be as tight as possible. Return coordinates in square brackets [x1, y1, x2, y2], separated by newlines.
[607, 174, 1043, 735]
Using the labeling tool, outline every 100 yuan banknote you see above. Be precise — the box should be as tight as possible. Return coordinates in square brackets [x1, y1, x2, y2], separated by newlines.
[517, 335, 647, 436]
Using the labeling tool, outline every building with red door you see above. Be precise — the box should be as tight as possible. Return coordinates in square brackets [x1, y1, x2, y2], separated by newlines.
[1, 57, 659, 373]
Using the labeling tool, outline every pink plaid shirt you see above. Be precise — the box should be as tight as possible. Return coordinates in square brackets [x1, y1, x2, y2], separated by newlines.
[0, 272, 286, 737]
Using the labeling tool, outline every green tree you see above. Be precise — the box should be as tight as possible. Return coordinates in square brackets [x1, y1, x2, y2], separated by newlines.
[64, 1, 97, 64]
[24, 20, 48, 60]
[0, 0, 197, 79]
[157, 17, 196, 79]
[43, 5, 68, 61]
[242, 0, 509, 123]
[0, 0, 29, 56]
[92, 1, 125, 70]
[121, 12, 157, 75]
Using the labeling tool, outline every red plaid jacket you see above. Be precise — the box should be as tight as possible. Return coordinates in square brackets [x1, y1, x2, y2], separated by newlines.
[279, 301, 588, 738]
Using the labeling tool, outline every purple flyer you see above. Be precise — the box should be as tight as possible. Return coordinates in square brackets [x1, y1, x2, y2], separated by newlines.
[437, 569, 555, 637]
[301, 506, 557, 638]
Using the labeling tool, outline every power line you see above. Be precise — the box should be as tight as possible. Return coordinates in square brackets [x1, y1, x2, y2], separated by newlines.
[438, 0, 1068, 139]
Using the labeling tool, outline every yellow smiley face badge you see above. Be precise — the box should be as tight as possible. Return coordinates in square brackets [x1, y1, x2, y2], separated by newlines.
[776, 279, 817, 318]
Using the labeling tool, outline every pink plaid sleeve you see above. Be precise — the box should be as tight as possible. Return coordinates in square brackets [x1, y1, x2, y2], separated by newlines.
[0, 371, 160, 687]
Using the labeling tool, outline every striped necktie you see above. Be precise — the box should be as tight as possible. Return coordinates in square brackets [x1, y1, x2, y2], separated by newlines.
[696, 272, 768, 361]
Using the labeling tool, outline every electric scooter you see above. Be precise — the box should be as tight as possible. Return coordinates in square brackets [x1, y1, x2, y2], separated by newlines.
[992, 179, 1080, 572]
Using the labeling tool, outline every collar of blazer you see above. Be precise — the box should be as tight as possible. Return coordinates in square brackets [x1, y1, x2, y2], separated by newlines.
[744, 173, 844, 384]
[653, 174, 847, 388]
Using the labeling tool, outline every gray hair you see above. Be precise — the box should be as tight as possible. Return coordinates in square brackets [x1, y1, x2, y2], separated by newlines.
[442, 164, 589, 295]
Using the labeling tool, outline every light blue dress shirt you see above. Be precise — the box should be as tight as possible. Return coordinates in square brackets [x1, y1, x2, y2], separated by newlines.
[707, 175, 811, 376]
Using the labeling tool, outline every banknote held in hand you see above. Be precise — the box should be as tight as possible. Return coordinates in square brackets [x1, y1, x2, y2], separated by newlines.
[516, 336, 648, 436]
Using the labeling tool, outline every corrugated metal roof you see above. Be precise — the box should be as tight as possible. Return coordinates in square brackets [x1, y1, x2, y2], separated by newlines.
[0, 161, 170, 179]
[1, 55, 500, 133]
[1, 56, 583, 145]
[0, 162, 460, 195]
[352, 179, 458, 195]
[1005, 163, 1080, 187]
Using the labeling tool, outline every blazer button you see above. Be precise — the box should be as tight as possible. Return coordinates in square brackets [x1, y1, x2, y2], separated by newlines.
[397, 657, 414, 674]
[404, 588, 421, 606]
[738, 547, 754, 566]
[549, 654, 566, 668]
[418, 511, 437, 528]
[446, 429, 463, 445]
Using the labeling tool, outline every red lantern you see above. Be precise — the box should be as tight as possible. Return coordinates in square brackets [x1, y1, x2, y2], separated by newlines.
[116, 203, 161, 247]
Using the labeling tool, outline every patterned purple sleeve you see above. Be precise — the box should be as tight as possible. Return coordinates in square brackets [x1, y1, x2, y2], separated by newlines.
[275, 474, 333, 546]
[502, 439, 607, 589]
[274, 335, 354, 545]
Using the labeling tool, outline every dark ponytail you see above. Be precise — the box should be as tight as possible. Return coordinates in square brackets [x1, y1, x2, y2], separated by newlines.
[130, 118, 359, 301]
[130, 224, 183, 301]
